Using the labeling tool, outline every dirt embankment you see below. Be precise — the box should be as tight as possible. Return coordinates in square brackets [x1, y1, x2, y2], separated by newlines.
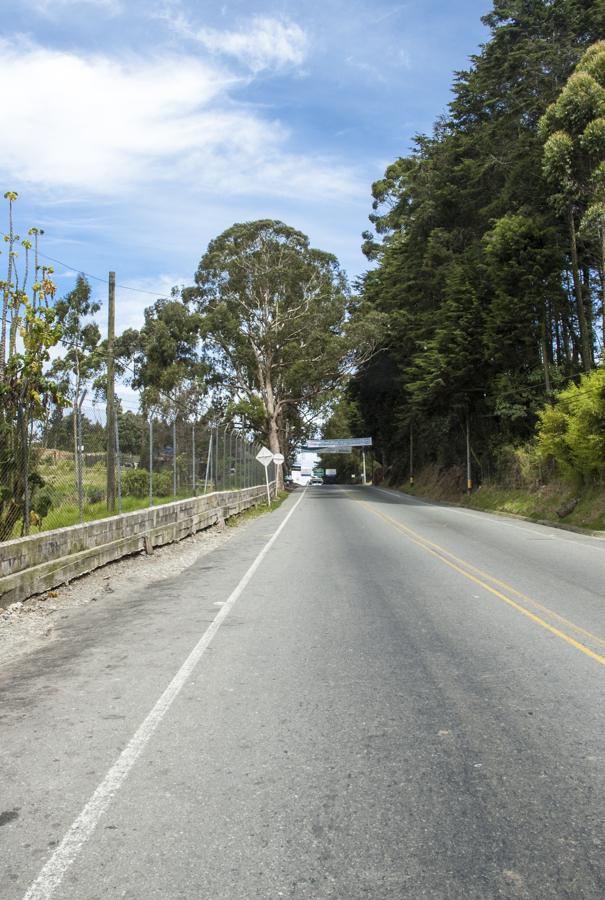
[389, 464, 605, 533]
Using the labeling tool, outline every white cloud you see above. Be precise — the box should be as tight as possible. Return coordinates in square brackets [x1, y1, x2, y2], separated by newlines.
[157, 7, 308, 73]
[0, 40, 360, 201]
[26, 0, 122, 15]
[191, 18, 308, 73]
[113, 273, 187, 334]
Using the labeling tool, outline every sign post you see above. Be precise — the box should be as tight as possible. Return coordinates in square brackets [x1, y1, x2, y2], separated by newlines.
[273, 453, 285, 496]
[256, 446, 274, 506]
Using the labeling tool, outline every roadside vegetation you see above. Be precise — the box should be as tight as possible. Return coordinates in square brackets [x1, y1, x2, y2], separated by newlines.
[382, 366, 605, 531]
[396, 468, 605, 533]
[324, 6, 605, 529]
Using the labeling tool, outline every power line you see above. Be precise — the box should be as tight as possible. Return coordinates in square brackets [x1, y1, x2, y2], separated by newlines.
[36, 251, 176, 300]
[20, 247, 605, 420]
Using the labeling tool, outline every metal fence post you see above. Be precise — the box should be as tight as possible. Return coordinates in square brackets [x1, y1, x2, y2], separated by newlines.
[236, 432, 242, 489]
[149, 417, 154, 507]
[229, 429, 234, 487]
[204, 426, 212, 494]
[24, 437, 31, 535]
[73, 401, 84, 525]
[115, 408, 122, 514]
[192, 424, 196, 496]
[18, 408, 31, 535]
[466, 410, 472, 494]
[172, 419, 177, 499]
[222, 425, 228, 489]
[253, 442, 258, 488]
[78, 406, 85, 523]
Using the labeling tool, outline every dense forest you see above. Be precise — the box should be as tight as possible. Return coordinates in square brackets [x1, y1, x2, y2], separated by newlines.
[348, 0, 605, 490]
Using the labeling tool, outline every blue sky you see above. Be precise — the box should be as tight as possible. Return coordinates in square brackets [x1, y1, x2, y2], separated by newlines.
[1, 0, 490, 338]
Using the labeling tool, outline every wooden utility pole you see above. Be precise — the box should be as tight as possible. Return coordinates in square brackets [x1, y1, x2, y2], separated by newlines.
[106, 272, 116, 512]
[466, 410, 472, 494]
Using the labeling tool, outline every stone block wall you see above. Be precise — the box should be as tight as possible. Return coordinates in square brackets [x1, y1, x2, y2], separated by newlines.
[0, 485, 272, 606]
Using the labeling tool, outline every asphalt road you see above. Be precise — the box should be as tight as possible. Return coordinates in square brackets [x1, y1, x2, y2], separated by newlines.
[2, 485, 605, 899]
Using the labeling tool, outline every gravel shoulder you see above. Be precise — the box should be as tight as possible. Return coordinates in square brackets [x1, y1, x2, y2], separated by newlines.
[0, 520, 237, 672]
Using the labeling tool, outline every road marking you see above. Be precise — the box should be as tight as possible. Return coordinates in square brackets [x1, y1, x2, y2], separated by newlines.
[369, 485, 605, 549]
[23, 490, 306, 900]
[369, 501, 605, 651]
[356, 497, 605, 669]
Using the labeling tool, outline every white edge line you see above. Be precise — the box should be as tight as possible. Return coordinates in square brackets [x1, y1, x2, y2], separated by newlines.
[23, 489, 307, 900]
[369, 485, 605, 549]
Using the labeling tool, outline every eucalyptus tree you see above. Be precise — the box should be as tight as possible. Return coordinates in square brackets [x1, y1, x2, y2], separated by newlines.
[185, 220, 384, 488]
[51, 275, 103, 516]
[122, 296, 208, 422]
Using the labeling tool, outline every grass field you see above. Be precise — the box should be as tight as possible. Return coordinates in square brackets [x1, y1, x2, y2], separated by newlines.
[4, 451, 278, 540]
[6, 456, 230, 539]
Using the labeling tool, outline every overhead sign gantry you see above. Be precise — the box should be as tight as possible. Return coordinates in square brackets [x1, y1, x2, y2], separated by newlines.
[300, 438, 373, 483]
[303, 438, 372, 449]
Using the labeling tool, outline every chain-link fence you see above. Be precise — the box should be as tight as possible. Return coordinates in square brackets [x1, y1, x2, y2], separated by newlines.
[0, 401, 276, 542]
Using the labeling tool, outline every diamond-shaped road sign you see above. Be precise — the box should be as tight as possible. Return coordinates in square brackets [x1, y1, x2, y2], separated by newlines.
[255, 446, 274, 468]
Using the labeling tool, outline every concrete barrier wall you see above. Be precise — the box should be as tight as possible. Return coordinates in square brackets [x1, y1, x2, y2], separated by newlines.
[0, 484, 274, 607]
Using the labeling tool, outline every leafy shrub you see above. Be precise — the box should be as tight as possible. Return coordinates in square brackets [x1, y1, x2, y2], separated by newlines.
[152, 471, 172, 497]
[122, 468, 149, 498]
[537, 368, 605, 482]
[86, 486, 105, 504]
[32, 489, 53, 520]
[491, 443, 542, 490]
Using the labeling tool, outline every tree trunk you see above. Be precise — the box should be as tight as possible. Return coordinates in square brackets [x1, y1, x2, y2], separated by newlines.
[0, 288, 7, 375]
[73, 395, 84, 523]
[267, 414, 284, 491]
[553, 305, 562, 367]
[569, 210, 592, 372]
[541, 318, 551, 396]
[0, 199, 15, 375]
[601, 222, 605, 360]
[263, 373, 284, 492]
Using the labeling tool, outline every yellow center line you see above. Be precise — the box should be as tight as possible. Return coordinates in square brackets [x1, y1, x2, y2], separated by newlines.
[370, 500, 605, 650]
[353, 495, 605, 669]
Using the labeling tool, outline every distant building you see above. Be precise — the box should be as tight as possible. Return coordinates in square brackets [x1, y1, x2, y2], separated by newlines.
[291, 451, 319, 484]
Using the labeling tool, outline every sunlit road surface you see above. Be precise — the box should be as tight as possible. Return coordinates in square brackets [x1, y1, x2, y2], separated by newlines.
[2, 485, 605, 899]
